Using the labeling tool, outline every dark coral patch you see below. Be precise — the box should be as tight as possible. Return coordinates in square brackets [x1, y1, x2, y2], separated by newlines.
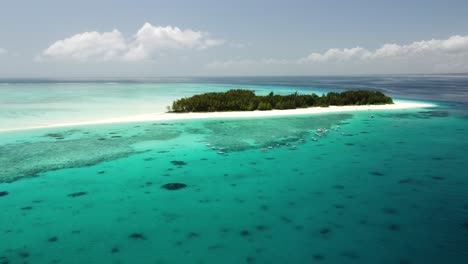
[398, 178, 415, 184]
[371, 171, 385, 176]
[312, 254, 325, 261]
[129, 233, 146, 240]
[382, 207, 398, 215]
[161, 183, 187, 190]
[463, 222, 468, 231]
[17, 251, 29, 258]
[48, 236, 58, 243]
[431, 176, 445, 180]
[186, 232, 200, 239]
[388, 224, 400, 231]
[171, 160, 187, 166]
[246, 256, 256, 263]
[240, 230, 250, 237]
[21, 206, 33, 210]
[319, 227, 331, 235]
[67, 192, 87, 197]
[111, 246, 120, 253]
[399, 258, 411, 264]
[45, 133, 64, 139]
[333, 184, 345, 190]
[0, 191, 8, 197]
[0, 256, 9, 264]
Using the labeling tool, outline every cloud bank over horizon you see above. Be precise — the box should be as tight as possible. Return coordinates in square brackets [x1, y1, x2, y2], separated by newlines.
[39, 23, 223, 62]
[208, 34, 468, 74]
[300, 35, 468, 63]
[8, 27, 468, 75]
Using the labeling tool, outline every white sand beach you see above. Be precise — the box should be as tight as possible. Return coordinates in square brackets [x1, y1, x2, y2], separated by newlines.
[0, 100, 435, 132]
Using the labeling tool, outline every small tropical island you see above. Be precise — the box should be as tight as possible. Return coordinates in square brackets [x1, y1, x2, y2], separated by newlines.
[170, 89, 393, 112]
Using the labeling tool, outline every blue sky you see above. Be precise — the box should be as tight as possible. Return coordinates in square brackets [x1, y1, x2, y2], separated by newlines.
[1, 0, 468, 77]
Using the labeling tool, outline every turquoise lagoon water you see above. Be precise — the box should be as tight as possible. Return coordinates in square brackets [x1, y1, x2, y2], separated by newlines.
[1, 79, 468, 263]
[0, 82, 324, 131]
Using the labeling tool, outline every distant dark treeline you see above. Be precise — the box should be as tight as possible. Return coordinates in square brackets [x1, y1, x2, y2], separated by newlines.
[170, 89, 393, 112]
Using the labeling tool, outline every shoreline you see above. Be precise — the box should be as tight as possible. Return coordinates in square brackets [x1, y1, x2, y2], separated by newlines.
[0, 100, 436, 133]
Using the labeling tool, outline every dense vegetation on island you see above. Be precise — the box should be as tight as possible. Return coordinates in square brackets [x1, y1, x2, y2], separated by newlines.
[170, 89, 393, 112]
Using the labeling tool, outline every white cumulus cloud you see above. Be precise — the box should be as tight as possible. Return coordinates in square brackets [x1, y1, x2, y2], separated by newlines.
[124, 23, 223, 61]
[42, 30, 127, 61]
[40, 23, 223, 61]
[299, 47, 370, 63]
[300, 34, 468, 62]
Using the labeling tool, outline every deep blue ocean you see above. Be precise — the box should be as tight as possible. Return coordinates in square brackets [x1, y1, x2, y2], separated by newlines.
[0, 75, 467, 263]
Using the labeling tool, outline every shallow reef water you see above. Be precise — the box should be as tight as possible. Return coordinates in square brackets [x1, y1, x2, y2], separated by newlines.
[1, 107, 468, 263]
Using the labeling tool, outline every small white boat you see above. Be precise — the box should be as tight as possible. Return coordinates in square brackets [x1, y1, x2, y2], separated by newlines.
[311, 138, 318, 141]
[291, 146, 297, 150]
[267, 146, 273, 149]
[218, 151, 225, 155]
[260, 148, 266, 151]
